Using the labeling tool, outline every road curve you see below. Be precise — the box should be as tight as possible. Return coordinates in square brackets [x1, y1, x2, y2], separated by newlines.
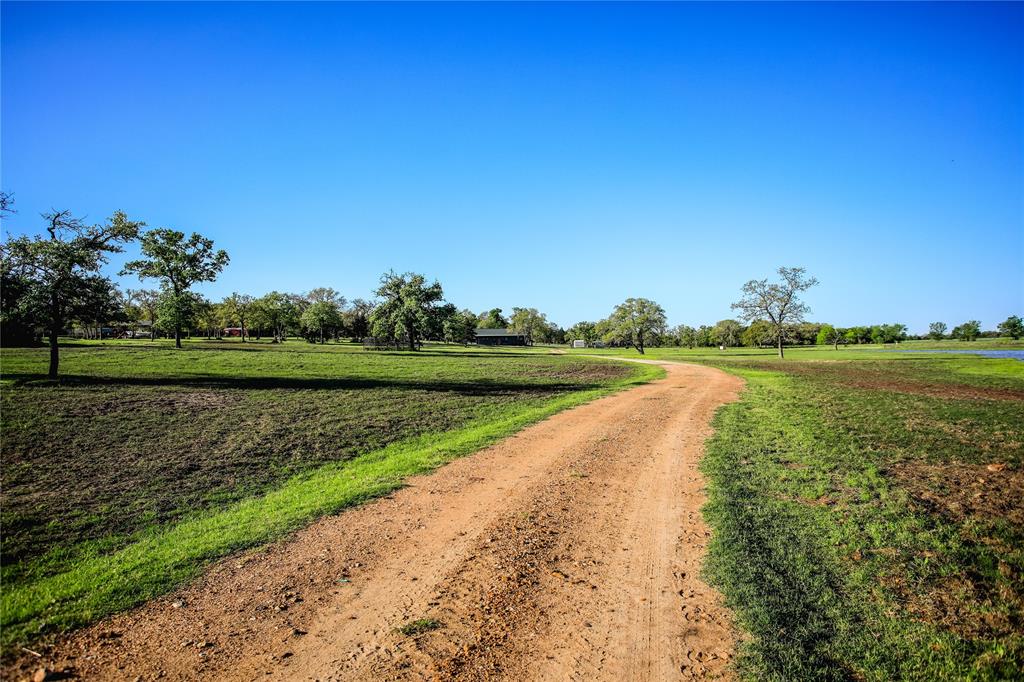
[21, 361, 744, 682]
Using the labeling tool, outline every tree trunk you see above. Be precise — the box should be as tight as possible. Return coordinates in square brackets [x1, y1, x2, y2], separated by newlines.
[777, 331, 785, 359]
[48, 294, 60, 379]
[175, 325, 182, 349]
[48, 323, 60, 379]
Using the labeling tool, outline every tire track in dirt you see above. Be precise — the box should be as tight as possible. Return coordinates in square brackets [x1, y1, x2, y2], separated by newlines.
[11, 361, 743, 682]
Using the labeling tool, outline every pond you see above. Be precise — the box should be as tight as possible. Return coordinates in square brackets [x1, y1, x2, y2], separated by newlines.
[889, 349, 1024, 361]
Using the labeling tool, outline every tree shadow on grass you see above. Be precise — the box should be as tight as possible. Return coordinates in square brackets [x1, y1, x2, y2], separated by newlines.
[56, 342, 551, 360]
[3, 372, 599, 396]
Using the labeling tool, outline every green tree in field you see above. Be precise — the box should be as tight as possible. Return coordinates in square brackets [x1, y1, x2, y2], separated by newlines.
[2, 210, 142, 378]
[477, 308, 508, 329]
[370, 271, 445, 350]
[301, 300, 341, 344]
[815, 323, 839, 346]
[732, 266, 819, 359]
[257, 291, 298, 342]
[792, 322, 822, 345]
[672, 324, 698, 348]
[156, 289, 198, 339]
[344, 298, 373, 341]
[816, 323, 844, 349]
[997, 315, 1023, 340]
[566, 321, 599, 346]
[696, 324, 716, 347]
[844, 326, 871, 344]
[870, 325, 886, 345]
[126, 288, 161, 338]
[713, 319, 743, 349]
[952, 320, 982, 342]
[193, 295, 218, 339]
[928, 321, 948, 340]
[307, 287, 346, 307]
[247, 297, 271, 340]
[444, 309, 479, 344]
[603, 297, 667, 354]
[121, 229, 229, 349]
[223, 293, 255, 341]
[1, 256, 45, 347]
[425, 302, 458, 342]
[509, 307, 550, 345]
[741, 320, 774, 348]
[74, 276, 126, 339]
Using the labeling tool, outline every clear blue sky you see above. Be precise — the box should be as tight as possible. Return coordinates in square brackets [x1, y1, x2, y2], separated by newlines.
[2, 2, 1021, 333]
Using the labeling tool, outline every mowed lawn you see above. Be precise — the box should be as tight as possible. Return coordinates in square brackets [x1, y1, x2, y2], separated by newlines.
[0, 339, 658, 650]
[582, 343, 1024, 680]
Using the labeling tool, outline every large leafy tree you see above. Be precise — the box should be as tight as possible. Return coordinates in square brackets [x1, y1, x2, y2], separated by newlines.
[741, 320, 775, 348]
[928, 321, 948, 341]
[816, 323, 845, 350]
[426, 302, 458, 342]
[370, 271, 444, 350]
[1, 210, 142, 378]
[257, 291, 299, 342]
[223, 293, 255, 341]
[509, 307, 551, 345]
[566, 321, 599, 346]
[712, 319, 743, 349]
[477, 308, 508, 329]
[301, 300, 341, 344]
[193, 295, 218, 339]
[444, 308, 479, 345]
[731, 266, 819, 358]
[603, 297, 667, 354]
[671, 324, 697, 348]
[121, 229, 228, 348]
[997, 315, 1023, 340]
[951, 320, 982, 342]
[343, 298, 373, 341]
[301, 288, 345, 342]
[74, 276, 126, 339]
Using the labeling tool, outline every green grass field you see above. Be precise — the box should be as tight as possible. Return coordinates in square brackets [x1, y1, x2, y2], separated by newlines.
[0, 338, 661, 650]
[3, 337, 1022, 679]
[578, 342, 1024, 680]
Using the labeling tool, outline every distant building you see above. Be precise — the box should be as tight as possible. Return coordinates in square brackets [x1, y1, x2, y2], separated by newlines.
[475, 328, 527, 346]
[572, 339, 587, 348]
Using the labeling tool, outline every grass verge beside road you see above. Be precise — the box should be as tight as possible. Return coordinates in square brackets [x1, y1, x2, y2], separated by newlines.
[580, 345, 1023, 680]
[0, 340, 662, 651]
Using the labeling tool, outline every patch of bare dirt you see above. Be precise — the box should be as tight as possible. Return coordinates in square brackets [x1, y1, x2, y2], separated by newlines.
[883, 459, 1024, 639]
[778, 363, 1024, 402]
[887, 460, 1024, 528]
[6, 362, 743, 681]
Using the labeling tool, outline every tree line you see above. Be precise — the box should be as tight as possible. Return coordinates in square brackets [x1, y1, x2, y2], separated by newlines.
[2, 197, 1020, 378]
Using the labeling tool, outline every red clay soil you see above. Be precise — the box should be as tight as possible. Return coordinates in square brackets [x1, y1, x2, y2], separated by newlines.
[11, 362, 744, 682]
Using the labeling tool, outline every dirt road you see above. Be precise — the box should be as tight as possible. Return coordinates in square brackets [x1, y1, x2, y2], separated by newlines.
[22, 361, 744, 681]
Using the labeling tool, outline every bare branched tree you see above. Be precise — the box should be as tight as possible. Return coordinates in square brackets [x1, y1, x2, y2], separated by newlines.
[731, 266, 819, 359]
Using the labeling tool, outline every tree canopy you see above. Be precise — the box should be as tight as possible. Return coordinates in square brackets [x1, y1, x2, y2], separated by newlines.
[1, 210, 142, 377]
[369, 271, 445, 350]
[997, 315, 1023, 340]
[603, 298, 667, 354]
[121, 228, 229, 348]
